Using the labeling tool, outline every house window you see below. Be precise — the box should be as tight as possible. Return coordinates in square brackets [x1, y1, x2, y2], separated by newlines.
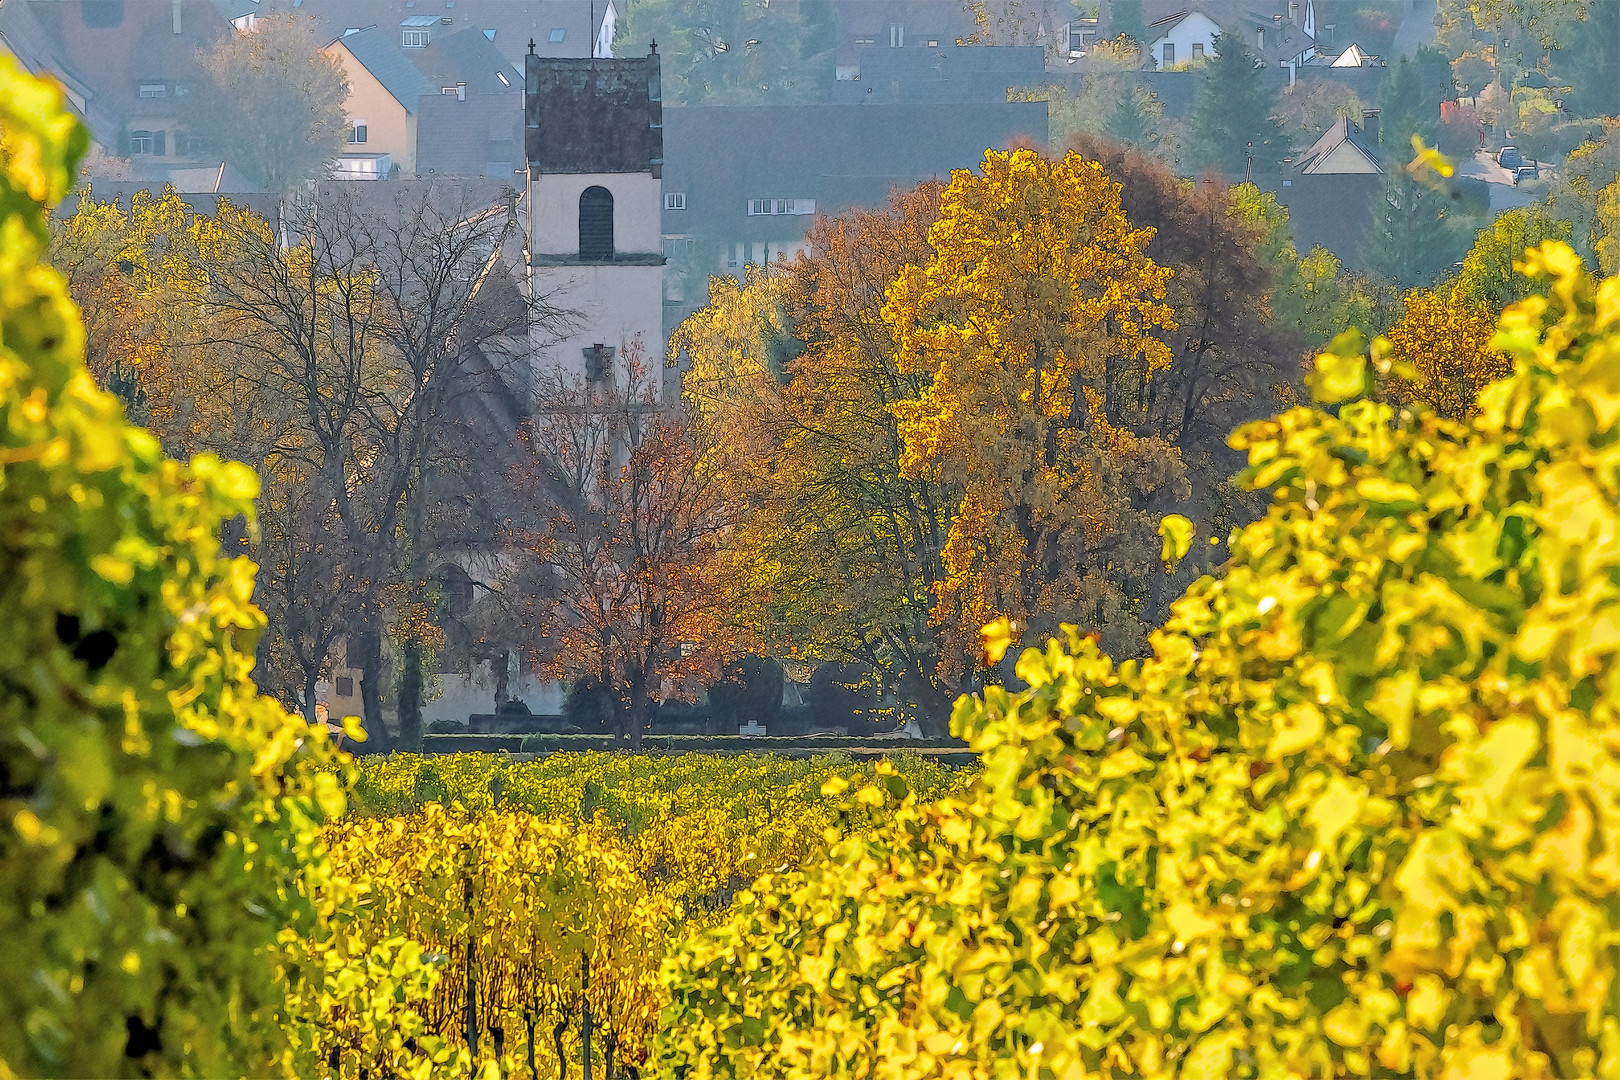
[927, 39, 939, 47]
[129, 130, 154, 155]
[402, 28, 430, 46]
[665, 192, 686, 210]
[348, 121, 367, 144]
[854, 36, 874, 46]
[662, 236, 694, 259]
[495, 69, 510, 86]
[579, 185, 614, 261]
[747, 198, 814, 216]
[889, 25, 903, 47]
[1192, 42, 1204, 60]
[548, 27, 566, 42]
[1162, 42, 1175, 65]
[335, 676, 354, 697]
[484, 28, 496, 39]
[139, 83, 166, 98]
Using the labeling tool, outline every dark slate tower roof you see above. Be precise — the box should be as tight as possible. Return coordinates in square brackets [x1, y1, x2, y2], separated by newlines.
[524, 44, 663, 177]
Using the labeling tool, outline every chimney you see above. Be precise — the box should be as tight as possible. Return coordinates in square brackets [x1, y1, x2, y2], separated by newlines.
[1361, 108, 1380, 145]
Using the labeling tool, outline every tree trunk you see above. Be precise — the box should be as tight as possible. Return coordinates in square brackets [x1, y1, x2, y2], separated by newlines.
[354, 626, 392, 752]
[1146, 557, 1163, 631]
[464, 869, 478, 1056]
[898, 664, 955, 740]
[597, 684, 620, 746]
[626, 673, 650, 752]
[399, 637, 424, 753]
[464, 935, 478, 1056]
[303, 665, 319, 725]
[553, 1019, 570, 1080]
[581, 955, 593, 1080]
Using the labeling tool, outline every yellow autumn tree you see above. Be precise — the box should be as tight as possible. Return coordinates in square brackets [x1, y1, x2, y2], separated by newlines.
[884, 148, 1188, 669]
[1383, 287, 1509, 421]
[671, 188, 975, 734]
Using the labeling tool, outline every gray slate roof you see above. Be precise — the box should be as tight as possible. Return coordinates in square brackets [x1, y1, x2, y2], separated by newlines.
[829, 44, 1048, 104]
[332, 24, 436, 113]
[413, 25, 519, 95]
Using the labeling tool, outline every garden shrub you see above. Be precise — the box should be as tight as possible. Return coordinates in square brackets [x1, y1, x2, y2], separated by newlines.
[660, 243, 1620, 1079]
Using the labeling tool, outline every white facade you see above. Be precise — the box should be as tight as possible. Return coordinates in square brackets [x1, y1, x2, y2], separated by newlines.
[528, 170, 665, 392]
[1148, 11, 1221, 69]
[422, 660, 566, 725]
[531, 173, 662, 256]
[594, 1, 618, 59]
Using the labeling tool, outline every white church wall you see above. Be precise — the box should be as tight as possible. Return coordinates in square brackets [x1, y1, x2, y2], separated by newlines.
[531, 262, 664, 383]
[531, 173, 663, 256]
[422, 659, 567, 725]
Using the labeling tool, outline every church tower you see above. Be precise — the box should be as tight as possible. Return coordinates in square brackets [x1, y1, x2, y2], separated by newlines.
[524, 43, 665, 396]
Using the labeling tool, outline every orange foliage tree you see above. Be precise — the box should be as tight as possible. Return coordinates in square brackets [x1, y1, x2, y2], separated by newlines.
[884, 148, 1189, 669]
[509, 347, 745, 749]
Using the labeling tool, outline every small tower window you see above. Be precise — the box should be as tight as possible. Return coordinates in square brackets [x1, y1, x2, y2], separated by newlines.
[579, 186, 614, 261]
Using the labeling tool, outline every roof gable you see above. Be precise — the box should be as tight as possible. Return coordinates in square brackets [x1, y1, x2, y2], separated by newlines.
[1295, 115, 1382, 174]
[330, 25, 436, 113]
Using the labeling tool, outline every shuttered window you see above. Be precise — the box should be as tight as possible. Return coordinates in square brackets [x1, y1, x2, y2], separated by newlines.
[578, 186, 614, 262]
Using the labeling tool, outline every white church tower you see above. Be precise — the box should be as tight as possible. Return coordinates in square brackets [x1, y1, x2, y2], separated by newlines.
[524, 42, 665, 397]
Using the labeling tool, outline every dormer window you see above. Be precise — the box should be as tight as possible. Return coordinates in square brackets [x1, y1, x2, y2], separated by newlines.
[401, 15, 436, 46]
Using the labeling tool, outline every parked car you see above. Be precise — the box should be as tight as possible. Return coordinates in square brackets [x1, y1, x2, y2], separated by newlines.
[1498, 145, 1524, 169]
[1514, 164, 1539, 184]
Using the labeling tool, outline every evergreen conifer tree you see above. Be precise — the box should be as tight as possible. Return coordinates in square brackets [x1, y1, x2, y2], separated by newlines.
[1186, 36, 1283, 179]
[1377, 52, 1448, 160]
[1361, 167, 1468, 286]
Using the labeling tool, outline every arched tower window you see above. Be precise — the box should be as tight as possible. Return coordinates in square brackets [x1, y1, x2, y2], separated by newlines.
[579, 186, 614, 261]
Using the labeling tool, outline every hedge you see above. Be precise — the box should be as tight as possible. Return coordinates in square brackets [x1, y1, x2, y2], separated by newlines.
[417, 733, 971, 756]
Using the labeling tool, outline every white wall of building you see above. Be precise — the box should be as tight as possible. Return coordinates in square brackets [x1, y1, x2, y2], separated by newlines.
[532, 173, 663, 256]
[529, 166, 664, 390]
[1149, 12, 1221, 69]
[532, 263, 665, 384]
[422, 659, 567, 724]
